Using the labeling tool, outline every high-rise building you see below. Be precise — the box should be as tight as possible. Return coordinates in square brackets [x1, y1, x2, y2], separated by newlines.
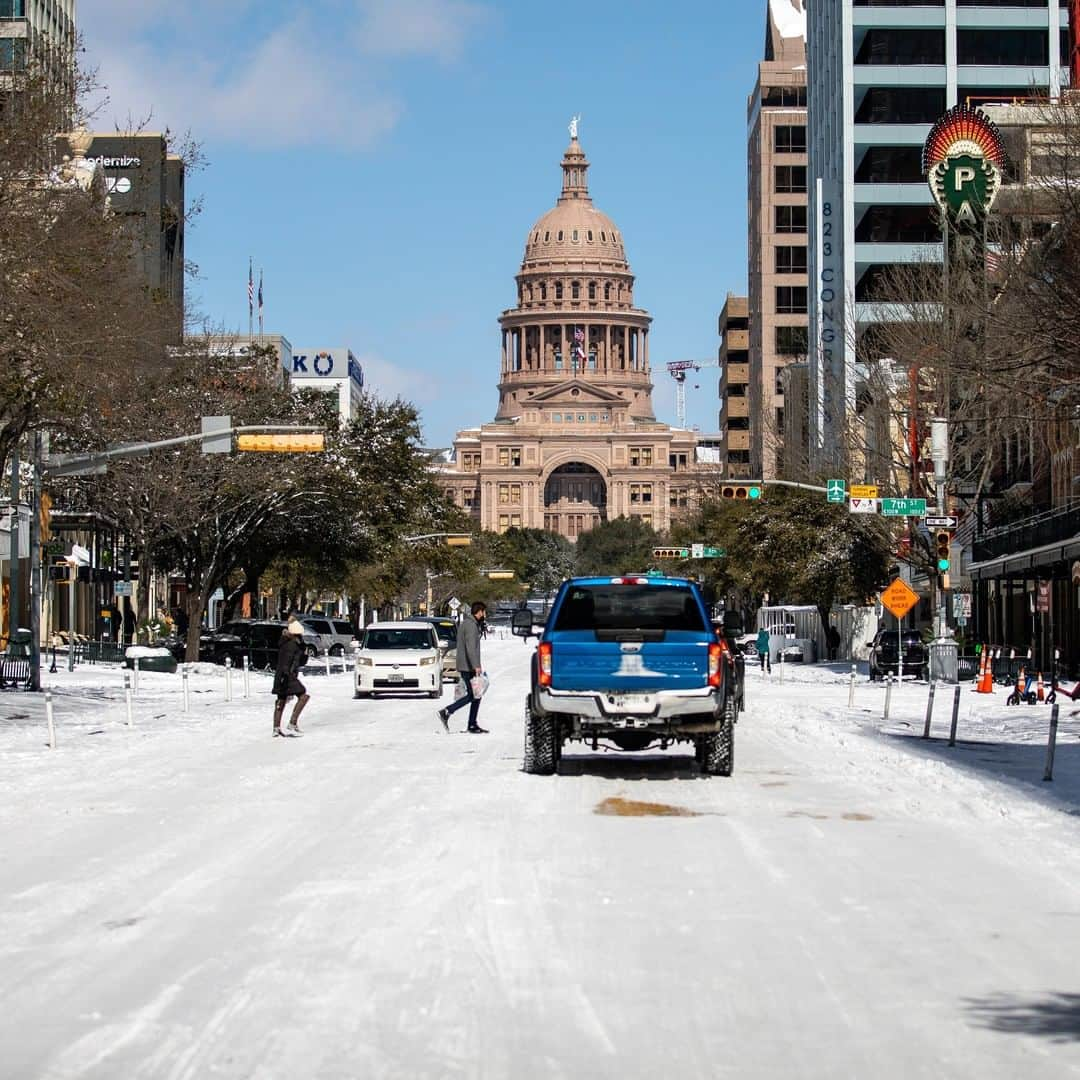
[56, 131, 185, 335]
[717, 295, 751, 479]
[438, 127, 701, 539]
[0, 0, 75, 78]
[748, 0, 808, 481]
[807, 0, 1069, 467]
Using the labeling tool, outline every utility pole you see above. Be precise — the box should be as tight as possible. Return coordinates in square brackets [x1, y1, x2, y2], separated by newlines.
[931, 417, 949, 640]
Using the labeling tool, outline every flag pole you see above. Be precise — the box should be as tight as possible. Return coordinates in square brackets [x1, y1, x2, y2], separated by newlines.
[258, 268, 264, 339]
[248, 256, 254, 339]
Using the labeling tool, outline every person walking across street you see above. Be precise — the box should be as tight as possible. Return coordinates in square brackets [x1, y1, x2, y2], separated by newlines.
[756, 626, 772, 673]
[438, 601, 488, 734]
[272, 619, 310, 737]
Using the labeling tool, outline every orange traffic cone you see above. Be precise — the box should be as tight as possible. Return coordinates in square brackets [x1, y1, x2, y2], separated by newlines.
[976, 647, 994, 694]
[1037, 671, 1045, 702]
[1016, 665, 1026, 698]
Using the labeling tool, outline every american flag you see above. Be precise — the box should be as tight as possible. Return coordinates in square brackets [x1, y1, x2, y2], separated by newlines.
[258, 272, 263, 315]
[574, 326, 586, 361]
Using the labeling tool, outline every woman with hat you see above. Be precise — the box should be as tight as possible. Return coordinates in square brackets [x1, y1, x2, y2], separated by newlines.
[272, 618, 311, 737]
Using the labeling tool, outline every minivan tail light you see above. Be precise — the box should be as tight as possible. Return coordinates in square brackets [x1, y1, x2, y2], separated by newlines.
[538, 642, 553, 686]
[708, 642, 723, 687]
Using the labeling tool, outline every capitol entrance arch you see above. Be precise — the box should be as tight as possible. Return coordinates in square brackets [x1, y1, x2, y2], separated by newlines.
[544, 463, 607, 538]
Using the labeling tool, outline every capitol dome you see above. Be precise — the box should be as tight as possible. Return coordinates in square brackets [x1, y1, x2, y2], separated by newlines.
[521, 137, 629, 271]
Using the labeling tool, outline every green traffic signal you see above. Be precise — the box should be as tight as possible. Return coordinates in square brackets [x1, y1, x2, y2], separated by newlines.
[937, 557, 950, 572]
[748, 486, 761, 500]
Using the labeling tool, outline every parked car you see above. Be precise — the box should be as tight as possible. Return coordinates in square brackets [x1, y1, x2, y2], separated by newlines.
[202, 620, 320, 669]
[868, 629, 928, 681]
[299, 615, 355, 656]
[411, 616, 460, 681]
[354, 621, 442, 698]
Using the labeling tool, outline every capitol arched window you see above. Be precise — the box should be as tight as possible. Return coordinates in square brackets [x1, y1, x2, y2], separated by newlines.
[587, 230, 593, 242]
[540, 282, 547, 300]
[557, 230, 564, 242]
[604, 283, 611, 300]
[600, 232, 606, 242]
[572, 229, 579, 242]
[571, 282, 580, 300]
[544, 231, 550, 242]
[555, 282, 563, 300]
[588, 282, 596, 301]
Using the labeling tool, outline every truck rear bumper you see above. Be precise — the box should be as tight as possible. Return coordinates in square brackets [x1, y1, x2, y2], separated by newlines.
[536, 686, 721, 724]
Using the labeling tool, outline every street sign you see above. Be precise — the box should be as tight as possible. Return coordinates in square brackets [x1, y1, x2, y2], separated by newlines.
[701, 546, 724, 558]
[880, 578, 919, 619]
[881, 497, 927, 517]
[114, 581, 133, 597]
[848, 498, 879, 514]
[952, 592, 971, 619]
[691, 543, 703, 559]
[850, 484, 879, 499]
[1038, 580, 1051, 613]
[826, 479, 846, 504]
[448, 597, 461, 612]
[925, 514, 958, 529]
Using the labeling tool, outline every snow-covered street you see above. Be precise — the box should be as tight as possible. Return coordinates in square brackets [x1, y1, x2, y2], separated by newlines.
[3, 639, 1080, 1079]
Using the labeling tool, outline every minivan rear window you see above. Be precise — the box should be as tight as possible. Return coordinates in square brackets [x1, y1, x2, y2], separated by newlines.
[332, 620, 352, 635]
[553, 585, 708, 633]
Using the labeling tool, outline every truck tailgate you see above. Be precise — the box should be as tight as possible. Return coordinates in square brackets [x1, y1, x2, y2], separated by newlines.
[549, 631, 710, 692]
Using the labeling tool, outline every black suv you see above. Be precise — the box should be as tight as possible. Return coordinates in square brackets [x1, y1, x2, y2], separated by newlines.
[868, 629, 928, 681]
[204, 620, 319, 669]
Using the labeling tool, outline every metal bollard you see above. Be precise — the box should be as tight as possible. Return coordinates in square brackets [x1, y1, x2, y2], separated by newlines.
[325, 653, 332, 678]
[124, 673, 133, 727]
[1044, 703, 1060, 782]
[242, 655, 250, 699]
[779, 649, 785, 685]
[225, 657, 233, 703]
[883, 674, 893, 722]
[923, 681, 937, 739]
[182, 668, 190, 714]
[133, 657, 140, 695]
[848, 664, 857, 708]
[46, 688, 55, 749]
[948, 684, 961, 747]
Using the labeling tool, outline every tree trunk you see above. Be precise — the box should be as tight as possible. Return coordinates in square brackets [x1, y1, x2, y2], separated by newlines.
[184, 590, 203, 663]
[136, 540, 153, 632]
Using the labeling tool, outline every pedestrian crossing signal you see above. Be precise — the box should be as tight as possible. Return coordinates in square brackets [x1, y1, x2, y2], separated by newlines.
[935, 530, 952, 573]
[721, 484, 762, 500]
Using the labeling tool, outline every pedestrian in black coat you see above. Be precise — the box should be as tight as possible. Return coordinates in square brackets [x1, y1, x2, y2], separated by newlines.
[272, 619, 310, 737]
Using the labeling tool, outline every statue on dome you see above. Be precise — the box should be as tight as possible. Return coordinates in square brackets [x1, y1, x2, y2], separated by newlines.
[569, 115, 580, 140]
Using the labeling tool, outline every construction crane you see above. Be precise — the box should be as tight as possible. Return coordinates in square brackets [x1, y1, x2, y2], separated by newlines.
[666, 359, 720, 429]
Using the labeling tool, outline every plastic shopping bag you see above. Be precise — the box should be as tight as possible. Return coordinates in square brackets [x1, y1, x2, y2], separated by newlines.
[470, 672, 490, 699]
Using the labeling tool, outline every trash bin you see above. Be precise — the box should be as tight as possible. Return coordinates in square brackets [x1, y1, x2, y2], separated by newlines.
[929, 638, 959, 684]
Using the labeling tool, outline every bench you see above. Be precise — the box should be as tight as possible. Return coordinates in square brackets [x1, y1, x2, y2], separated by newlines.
[0, 657, 32, 690]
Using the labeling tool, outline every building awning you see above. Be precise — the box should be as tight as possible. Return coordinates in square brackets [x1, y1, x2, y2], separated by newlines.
[968, 533, 1080, 580]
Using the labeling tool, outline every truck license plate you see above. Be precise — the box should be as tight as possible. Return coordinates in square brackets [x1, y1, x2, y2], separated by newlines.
[387, 673, 404, 683]
[609, 695, 647, 712]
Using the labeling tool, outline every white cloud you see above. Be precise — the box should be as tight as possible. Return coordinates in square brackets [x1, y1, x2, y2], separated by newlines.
[359, 352, 443, 405]
[354, 0, 489, 62]
[81, 1, 487, 149]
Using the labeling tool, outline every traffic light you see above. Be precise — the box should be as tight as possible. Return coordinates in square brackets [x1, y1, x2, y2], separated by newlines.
[486, 570, 514, 580]
[236, 433, 325, 453]
[445, 535, 472, 547]
[934, 530, 952, 574]
[652, 547, 689, 559]
[720, 483, 763, 500]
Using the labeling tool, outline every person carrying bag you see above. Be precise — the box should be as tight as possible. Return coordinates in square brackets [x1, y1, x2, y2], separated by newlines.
[437, 601, 489, 734]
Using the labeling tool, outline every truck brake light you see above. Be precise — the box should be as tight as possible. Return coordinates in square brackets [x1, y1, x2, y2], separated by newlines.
[612, 576, 649, 585]
[708, 642, 723, 688]
[538, 642, 553, 687]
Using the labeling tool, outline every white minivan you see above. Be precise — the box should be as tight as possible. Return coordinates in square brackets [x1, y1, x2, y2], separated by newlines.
[353, 621, 442, 698]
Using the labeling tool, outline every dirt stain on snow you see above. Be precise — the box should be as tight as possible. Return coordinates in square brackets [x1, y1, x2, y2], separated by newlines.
[787, 811, 829, 820]
[760, 782, 789, 788]
[594, 797, 714, 818]
[103, 917, 143, 930]
[843, 812, 874, 822]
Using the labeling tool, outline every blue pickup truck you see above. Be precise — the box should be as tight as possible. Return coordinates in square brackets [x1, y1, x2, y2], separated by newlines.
[515, 574, 738, 776]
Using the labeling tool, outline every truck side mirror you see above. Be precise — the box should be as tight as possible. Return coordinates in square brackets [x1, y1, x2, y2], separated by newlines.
[511, 609, 537, 638]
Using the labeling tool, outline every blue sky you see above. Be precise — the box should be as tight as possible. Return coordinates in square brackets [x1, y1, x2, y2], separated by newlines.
[84, 1, 765, 446]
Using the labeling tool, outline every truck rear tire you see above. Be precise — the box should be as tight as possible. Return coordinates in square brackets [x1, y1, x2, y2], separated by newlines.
[703, 695, 736, 776]
[523, 697, 556, 775]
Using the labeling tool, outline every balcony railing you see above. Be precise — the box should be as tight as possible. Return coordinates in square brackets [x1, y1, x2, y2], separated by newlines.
[973, 501, 1080, 563]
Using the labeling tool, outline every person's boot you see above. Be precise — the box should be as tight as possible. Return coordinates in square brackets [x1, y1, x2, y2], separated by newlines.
[273, 700, 286, 737]
[288, 694, 309, 734]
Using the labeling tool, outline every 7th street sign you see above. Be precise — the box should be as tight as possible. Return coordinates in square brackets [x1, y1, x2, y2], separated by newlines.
[881, 498, 927, 517]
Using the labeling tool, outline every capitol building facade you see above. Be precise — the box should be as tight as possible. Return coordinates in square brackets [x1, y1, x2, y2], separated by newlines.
[439, 128, 702, 540]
